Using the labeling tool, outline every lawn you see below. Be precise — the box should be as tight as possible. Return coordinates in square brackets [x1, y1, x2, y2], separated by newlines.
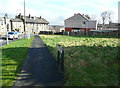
[40, 35, 119, 86]
[1, 37, 33, 87]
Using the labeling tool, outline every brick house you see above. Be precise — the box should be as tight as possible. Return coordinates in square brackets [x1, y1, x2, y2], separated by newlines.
[64, 13, 97, 33]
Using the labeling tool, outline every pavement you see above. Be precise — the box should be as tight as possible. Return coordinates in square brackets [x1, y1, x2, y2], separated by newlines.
[11, 35, 64, 88]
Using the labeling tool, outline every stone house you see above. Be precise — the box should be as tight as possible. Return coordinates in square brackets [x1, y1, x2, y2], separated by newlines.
[10, 18, 24, 33]
[0, 13, 50, 34]
[49, 25, 65, 33]
[0, 18, 5, 34]
[24, 15, 36, 33]
[16, 14, 50, 34]
[34, 16, 50, 34]
[0, 16, 11, 35]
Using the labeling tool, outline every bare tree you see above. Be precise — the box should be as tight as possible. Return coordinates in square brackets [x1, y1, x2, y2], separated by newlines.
[90, 14, 96, 20]
[101, 11, 108, 25]
[101, 11, 113, 25]
[107, 10, 113, 24]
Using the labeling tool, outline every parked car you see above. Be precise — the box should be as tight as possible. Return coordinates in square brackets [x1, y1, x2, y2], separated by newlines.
[17, 32, 22, 38]
[7, 32, 20, 39]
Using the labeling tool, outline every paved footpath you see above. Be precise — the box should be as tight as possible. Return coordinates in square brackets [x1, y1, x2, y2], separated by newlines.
[12, 35, 64, 87]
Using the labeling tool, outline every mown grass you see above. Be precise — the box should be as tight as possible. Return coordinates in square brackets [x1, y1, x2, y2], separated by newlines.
[1, 37, 33, 87]
[40, 35, 119, 86]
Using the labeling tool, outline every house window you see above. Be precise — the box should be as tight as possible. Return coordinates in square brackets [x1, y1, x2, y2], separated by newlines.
[72, 28, 80, 32]
[82, 21, 86, 25]
[1, 21, 3, 25]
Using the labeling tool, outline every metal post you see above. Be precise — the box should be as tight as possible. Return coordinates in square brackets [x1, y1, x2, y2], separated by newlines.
[86, 21, 88, 36]
[61, 50, 64, 72]
[16, 11, 17, 31]
[16, 10, 18, 31]
[4, 17, 9, 45]
[6, 26, 9, 45]
[118, 24, 120, 37]
[16, 10, 20, 31]
[24, 0, 26, 38]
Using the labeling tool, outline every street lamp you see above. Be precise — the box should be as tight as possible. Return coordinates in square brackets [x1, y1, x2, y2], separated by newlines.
[16, 9, 21, 31]
[24, 0, 26, 38]
[4, 15, 9, 45]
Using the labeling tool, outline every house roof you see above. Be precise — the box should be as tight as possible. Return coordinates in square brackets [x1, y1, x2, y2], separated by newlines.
[35, 17, 49, 24]
[65, 13, 90, 21]
[49, 25, 64, 32]
[49, 26, 55, 32]
[97, 23, 118, 28]
[22, 16, 49, 24]
[90, 29, 118, 32]
[25, 16, 36, 23]
[97, 24, 103, 27]
[10, 18, 23, 22]
[107, 23, 118, 28]
[0, 17, 10, 21]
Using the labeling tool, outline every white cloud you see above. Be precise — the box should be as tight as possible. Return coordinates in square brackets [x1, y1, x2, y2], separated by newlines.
[0, 0, 23, 17]
[0, 0, 119, 24]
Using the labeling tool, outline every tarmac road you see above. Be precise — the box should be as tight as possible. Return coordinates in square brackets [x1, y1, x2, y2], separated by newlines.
[0, 38, 16, 46]
[0, 34, 35, 46]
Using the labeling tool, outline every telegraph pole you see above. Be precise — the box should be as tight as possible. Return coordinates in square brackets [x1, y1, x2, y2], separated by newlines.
[4, 14, 9, 45]
[24, 0, 26, 38]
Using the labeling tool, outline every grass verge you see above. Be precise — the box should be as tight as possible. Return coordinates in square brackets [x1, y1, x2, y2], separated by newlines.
[40, 34, 119, 86]
[1, 37, 33, 87]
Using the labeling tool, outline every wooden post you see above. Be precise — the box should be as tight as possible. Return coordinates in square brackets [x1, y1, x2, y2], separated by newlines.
[57, 48, 60, 65]
[118, 24, 120, 37]
[61, 50, 64, 72]
[56, 44, 64, 73]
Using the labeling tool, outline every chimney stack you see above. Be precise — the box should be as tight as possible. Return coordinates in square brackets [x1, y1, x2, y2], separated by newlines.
[29, 14, 31, 18]
[40, 16, 41, 19]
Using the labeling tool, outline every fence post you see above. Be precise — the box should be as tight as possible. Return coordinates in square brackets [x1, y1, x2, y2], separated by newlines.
[56, 44, 64, 73]
[61, 50, 64, 72]
[57, 45, 60, 66]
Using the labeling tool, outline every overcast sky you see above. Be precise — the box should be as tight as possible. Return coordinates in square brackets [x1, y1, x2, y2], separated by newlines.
[0, 0, 119, 25]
